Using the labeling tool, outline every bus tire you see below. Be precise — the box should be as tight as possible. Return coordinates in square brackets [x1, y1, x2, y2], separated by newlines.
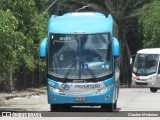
[114, 100, 117, 110]
[50, 104, 70, 112]
[150, 88, 158, 93]
[101, 103, 114, 112]
[51, 104, 59, 112]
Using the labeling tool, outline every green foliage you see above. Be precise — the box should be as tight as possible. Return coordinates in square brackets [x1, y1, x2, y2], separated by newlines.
[29, 13, 49, 72]
[0, 10, 25, 79]
[0, 0, 49, 90]
[139, 0, 160, 48]
[0, 10, 24, 69]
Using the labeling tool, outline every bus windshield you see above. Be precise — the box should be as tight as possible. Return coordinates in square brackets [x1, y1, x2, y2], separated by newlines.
[48, 33, 112, 80]
[133, 54, 159, 76]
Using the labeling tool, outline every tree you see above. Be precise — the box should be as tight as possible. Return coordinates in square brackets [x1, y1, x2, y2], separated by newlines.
[0, 0, 49, 91]
[139, 0, 160, 48]
[0, 10, 26, 91]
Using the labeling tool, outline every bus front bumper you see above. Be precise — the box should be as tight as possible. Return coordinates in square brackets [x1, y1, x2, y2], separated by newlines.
[48, 88, 114, 104]
[132, 78, 160, 88]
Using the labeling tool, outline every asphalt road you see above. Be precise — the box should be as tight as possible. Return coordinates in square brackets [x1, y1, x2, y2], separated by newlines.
[1, 88, 160, 119]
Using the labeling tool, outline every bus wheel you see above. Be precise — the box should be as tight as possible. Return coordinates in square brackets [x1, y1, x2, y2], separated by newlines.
[51, 104, 58, 112]
[101, 103, 114, 112]
[114, 100, 117, 110]
[150, 88, 158, 93]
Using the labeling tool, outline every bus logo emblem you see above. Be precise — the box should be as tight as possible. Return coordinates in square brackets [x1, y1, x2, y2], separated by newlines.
[61, 84, 70, 90]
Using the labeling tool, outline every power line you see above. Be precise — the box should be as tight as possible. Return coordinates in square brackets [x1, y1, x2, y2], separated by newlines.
[75, 5, 90, 12]
[43, 0, 58, 14]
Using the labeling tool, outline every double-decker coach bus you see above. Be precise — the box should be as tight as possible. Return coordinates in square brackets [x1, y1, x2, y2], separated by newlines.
[40, 12, 120, 111]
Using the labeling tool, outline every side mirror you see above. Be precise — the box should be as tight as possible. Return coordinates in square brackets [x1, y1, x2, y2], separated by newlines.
[40, 38, 47, 57]
[113, 37, 120, 57]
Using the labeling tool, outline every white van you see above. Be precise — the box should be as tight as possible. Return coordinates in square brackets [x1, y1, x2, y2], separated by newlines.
[132, 48, 160, 92]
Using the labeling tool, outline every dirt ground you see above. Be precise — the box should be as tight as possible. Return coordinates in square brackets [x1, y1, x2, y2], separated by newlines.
[0, 87, 49, 111]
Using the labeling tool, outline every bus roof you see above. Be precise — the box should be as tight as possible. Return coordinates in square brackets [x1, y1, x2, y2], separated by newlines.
[48, 12, 113, 34]
[137, 48, 160, 54]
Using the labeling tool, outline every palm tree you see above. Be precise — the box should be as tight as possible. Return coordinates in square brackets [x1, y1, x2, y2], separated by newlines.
[85, 0, 152, 86]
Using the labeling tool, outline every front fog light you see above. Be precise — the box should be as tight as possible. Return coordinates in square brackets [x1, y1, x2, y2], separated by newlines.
[96, 84, 114, 94]
[48, 86, 64, 94]
[50, 96, 56, 100]
[151, 76, 156, 81]
[105, 95, 110, 100]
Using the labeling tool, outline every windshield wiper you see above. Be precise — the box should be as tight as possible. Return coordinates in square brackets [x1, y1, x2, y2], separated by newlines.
[63, 57, 78, 80]
[135, 68, 140, 75]
[63, 58, 97, 81]
[85, 68, 97, 79]
[135, 68, 148, 76]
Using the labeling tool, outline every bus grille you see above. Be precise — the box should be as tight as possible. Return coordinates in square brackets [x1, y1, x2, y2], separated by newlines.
[135, 82, 148, 85]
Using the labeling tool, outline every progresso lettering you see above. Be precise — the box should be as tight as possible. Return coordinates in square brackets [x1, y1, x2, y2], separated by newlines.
[75, 84, 100, 88]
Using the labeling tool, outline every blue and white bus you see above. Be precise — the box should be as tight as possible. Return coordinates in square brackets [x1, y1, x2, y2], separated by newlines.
[40, 12, 120, 112]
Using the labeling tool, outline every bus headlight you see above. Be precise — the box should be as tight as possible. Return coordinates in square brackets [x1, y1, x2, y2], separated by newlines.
[96, 84, 114, 94]
[48, 86, 64, 94]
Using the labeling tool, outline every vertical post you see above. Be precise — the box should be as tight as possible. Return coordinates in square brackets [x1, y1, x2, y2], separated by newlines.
[9, 65, 13, 92]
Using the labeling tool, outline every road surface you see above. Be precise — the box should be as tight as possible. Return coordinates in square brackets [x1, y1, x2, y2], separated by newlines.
[1, 88, 160, 119]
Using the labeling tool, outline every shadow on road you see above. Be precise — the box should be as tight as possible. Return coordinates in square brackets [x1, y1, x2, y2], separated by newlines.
[50, 107, 121, 112]
[46, 108, 121, 117]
